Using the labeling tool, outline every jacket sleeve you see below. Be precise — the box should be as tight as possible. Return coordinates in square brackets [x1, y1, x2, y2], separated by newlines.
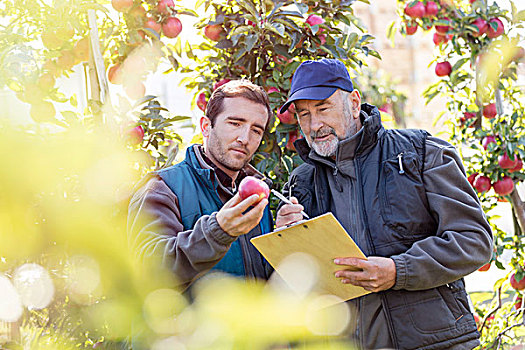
[390, 137, 493, 291]
[127, 175, 236, 290]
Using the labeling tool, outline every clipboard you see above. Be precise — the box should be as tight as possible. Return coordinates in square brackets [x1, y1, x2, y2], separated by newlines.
[250, 212, 370, 301]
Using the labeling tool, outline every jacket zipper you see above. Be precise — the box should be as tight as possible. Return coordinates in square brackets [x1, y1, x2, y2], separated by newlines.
[397, 152, 405, 174]
[355, 157, 399, 348]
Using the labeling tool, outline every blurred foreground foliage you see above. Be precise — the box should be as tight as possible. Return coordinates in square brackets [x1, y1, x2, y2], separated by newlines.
[0, 121, 357, 349]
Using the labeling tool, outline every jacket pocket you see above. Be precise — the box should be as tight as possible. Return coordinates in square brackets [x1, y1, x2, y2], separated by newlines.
[380, 151, 435, 236]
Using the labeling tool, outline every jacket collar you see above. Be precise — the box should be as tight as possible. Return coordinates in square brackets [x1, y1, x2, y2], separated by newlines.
[295, 103, 383, 165]
[188, 144, 272, 191]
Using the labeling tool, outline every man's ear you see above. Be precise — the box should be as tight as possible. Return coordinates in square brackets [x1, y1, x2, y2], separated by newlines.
[350, 90, 361, 118]
[200, 116, 212, 138]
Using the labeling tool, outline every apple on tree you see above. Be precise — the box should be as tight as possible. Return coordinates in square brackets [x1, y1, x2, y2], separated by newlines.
[405, 22, 418, 35]
[471, 18, 488, 37]
[498, 152, 519, 169]
[204, 24, 224, 41]
[493, 176, 514, 196]
[482, 135, 496, 150]
[510, 272, 525, 291]
[433, 33, 452, 45]
[424, 1, 439, 17]
[238, 176, 270, 202]
[473, 175, 491, 193]
[157, 0, 175, 15]
[467, 172, 479, 186]
[487, 18, 504, 39]
[213, 79, 230, 90]
[508, 159, 523, 173]
[144, 18, 162, 34]
[478, 262, 491, 271]
[162, 17, 182, 38]
[404, 1, 426, 18]
[435, 17, 451, 34]
[112, 0, 133, 12]
[482, 103, 497, 119]
[127, 125, 145, 145]
[277, 107, 296, 125]
[196, 92, 207, 112]
[435, 61, 452, 76]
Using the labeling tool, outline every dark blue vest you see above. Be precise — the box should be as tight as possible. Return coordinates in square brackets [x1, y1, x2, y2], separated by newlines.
[157, 145, 272, 278]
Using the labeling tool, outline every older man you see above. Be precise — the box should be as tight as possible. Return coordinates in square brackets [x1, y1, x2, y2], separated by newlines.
[276, 59, 492, 349]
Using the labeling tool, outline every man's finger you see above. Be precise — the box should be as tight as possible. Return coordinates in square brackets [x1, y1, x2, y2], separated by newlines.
[223, 192, 244, 209]
[241, 198, 268, 222]
[230, 194, 266, 215]
[277, 203, 304, 217]
[334, 257, 368, 269]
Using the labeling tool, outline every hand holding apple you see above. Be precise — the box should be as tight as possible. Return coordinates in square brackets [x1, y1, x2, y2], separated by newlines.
[216, 191, 268, 237]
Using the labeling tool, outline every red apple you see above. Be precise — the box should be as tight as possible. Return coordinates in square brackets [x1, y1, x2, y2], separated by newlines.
[267, 87, 279, 94]
[162, 17, 182, 38]
[473, 175, 491, 193]
[435, 61, 452, 76]
[318, 34, 326, 45]
[424, 1, 439, 17]
[197, 92, 207, 112]
[510, 273, 525, 291]
[286, 131, 300, 151]
[515, 296, 523, 311]
[471, 18, 488, 37]
[487, 18, 504, 39]
[509, 159, 523, 173]
[112, 0, 133, 12]
[514, 47, 525, 62]
[478, 262, 491, 271]
[108, 64, 122, 84]
[482, 135, 496, 150]
[460, 111, 476, 127]
[306, 14, 325, 26]
[213, 78, 230, 90]
[406, 22, 418, 35]
[277, 109, 296, 125]
[433, 33, 451, 45]
[405, 1, 426, 18]
[467, 172, 479, 186]
[483, 103, 497, 119]
[204, 24, 224, 41]
[127, 125, 144, 145]
[144, 18, 162, 33]
[499, 153, 519, 169]
[493, 176, 514, 196]
[157, 0, 174, 15]
[435, 17, 451, 34]
[238, 176, 270, 201]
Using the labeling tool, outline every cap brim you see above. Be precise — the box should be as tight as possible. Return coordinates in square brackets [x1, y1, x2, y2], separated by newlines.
[280, 87, 338, 114]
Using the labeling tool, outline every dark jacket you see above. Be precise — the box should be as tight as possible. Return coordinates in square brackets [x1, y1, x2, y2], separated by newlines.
[286, 104, 493, 349]
[127, 145, 273, 290]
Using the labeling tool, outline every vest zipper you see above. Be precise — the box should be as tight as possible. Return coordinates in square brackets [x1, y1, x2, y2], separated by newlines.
[397, 152, 405, 175]
[355, 157, 399, 348]
[332, 166, 343, 192]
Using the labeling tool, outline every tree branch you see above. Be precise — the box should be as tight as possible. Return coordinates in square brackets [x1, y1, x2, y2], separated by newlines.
[480, 286, 502, 334]
[510, 189, 525, 234]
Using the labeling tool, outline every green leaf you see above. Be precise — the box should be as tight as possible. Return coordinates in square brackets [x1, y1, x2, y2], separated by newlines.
[515, 10, 525, 23]
[178, 9, 198, 17]
[244, 34, 258, 51]
[215, 39, 233, 49]
[268, 22, 286, 37]
[295, 3, 309, 15]
[238, 0, 259, 21]
[274, 10, 303, 18]
[230, 25, 253, 36]
[335, 12, 351, 27]
[346, 32, 359, 49]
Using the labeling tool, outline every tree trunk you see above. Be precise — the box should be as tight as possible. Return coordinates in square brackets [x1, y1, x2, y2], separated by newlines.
[510, 189, 525, 234]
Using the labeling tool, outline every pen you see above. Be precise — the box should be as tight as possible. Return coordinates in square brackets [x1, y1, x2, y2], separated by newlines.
[270, 189, 310, 219]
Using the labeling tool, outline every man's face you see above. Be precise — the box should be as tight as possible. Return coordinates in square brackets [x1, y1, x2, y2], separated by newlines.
[295, 89, 362, 157]
[201, 97, 268, 178]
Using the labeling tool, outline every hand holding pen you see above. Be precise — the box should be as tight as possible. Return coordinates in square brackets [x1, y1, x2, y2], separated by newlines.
[273, 189, 309, 228]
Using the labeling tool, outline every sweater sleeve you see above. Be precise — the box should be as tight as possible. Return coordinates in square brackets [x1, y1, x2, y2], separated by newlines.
[391, 137, 493, 291]
[127, 175, 236, 290]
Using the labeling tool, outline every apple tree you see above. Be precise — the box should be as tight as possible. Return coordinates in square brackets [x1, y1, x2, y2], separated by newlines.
[396, 0, 525, 347]
[176, 0, 380, 201]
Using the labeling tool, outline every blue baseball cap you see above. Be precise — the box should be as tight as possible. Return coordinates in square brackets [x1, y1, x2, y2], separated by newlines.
[280, 58, 354, 114]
